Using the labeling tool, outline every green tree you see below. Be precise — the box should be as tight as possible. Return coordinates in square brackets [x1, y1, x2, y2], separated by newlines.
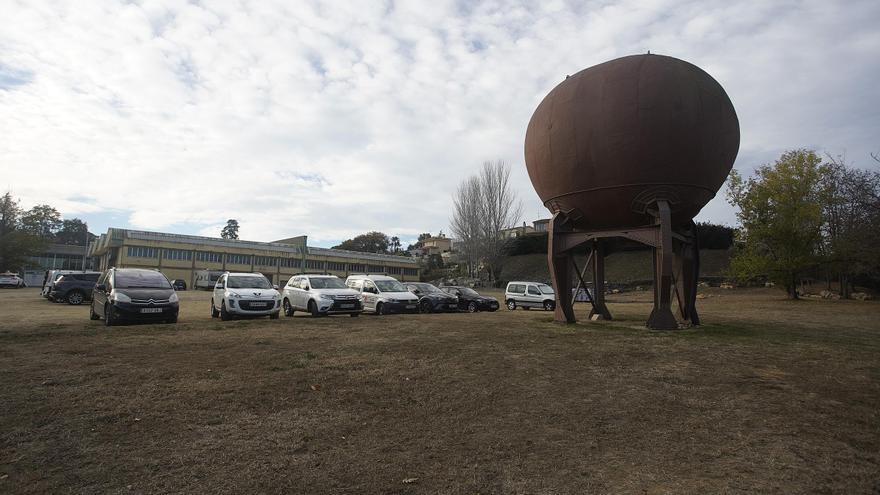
[726, 150, 827, 299]
[221, 219, 240, 240]
[0, 192, 47, 272]
[333, 232, 390, 253]
[55, 219, 95, 246]
[19, 204, 61, 239]
[390, 236, 401, 253]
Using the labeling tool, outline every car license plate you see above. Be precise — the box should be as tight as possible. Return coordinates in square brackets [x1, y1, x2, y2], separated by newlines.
[140, 307, 162, 313]
[406, 304, 416, 309]
[250, 302, 267, 307]
[340, 303, 354, 309]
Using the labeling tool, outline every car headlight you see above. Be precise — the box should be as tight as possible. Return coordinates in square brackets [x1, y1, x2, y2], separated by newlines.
[229, 292, 241, 298]
[169, 292, 179, 303]
[110, 291, 131, 303]
[320, 294, 334, 301]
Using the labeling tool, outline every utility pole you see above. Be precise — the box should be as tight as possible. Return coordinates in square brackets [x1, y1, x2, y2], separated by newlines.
[81, 222, 88, 271]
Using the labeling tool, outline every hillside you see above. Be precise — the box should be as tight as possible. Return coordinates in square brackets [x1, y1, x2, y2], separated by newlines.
[499, 249, 732, 285]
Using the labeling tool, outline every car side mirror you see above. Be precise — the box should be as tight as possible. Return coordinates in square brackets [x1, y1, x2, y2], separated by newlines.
[95, 284, 106, 292]
[273, 284, 279, 290]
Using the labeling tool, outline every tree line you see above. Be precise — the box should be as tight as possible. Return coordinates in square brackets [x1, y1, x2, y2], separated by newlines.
[0, 192, 96, 272]
[727, 149, 880, 299]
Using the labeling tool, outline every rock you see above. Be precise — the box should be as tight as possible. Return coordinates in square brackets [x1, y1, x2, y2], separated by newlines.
[764, 282, 775, 287]
[852, 292, 873, 301]
[611, 288, 620, 294]
[696, 293, 708, 299]
[720, 283, 734, 289]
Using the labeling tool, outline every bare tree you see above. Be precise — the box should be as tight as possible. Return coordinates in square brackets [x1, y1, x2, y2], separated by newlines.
[450, 161, 523, 282]
[450, 176, 482, 277]
[479, 161, 523, 283]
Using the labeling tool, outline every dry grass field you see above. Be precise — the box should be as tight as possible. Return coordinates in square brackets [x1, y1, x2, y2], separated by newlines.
[1, 287, 878, 494]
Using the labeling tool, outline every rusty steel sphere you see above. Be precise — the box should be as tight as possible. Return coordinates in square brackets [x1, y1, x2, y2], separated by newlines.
[524, 54, 740, 230]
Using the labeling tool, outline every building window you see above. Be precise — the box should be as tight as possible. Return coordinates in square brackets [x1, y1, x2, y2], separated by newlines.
[367, 264, 383, 273]
[279, 257, 301, 268]
[163, 249, 192, 261]
[326, 261, 346, 271]
[387, 266, 402, 275]
[305, 259, 323, 270]
[255, 256, 276, 267]
[196, 251, 222, 263]
[348, 263, 365, 273]
[227, 254, 251, 265]
[127, 245, 158, 258]
[403, 268, 419, 277]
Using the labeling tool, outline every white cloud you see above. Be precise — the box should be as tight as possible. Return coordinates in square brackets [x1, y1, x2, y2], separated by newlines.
[1, 0, 878, 244]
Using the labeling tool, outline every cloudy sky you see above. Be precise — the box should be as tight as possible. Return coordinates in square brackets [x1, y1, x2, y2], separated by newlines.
[2, 0, 878, 247]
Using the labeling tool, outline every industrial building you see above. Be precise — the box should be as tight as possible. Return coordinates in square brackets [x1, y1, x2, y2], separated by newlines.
[88, 228, 420, 287]
[22, 243, 96, 287]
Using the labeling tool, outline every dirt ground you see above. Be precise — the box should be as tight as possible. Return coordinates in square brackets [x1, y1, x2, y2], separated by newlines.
[1, 287, 878, 494]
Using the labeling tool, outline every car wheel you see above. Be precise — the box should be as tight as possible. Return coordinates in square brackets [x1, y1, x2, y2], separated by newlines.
[283, 299, 294, 317]
[506, 300, 516, 310]
[104, 304, 114, 327]
[468, 301, 478, 313]
[89, 302, 100, 320]
[350, 312, 359, 317]
[67, 291, 85, 305]
[543, 300, 555, 311]
[220, 301, 231, 321]
[375, 302, 385, 315]
[419, 299, 432, 314]
[308, 300, 320, 317]
[211, 300, 219, 318]
[270, 311, 280, 320]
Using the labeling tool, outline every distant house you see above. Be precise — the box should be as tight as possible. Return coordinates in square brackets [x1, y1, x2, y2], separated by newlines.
[500, 223, 535, 238]
[533, 219, 550, 233]
[421, 236, 454, 256]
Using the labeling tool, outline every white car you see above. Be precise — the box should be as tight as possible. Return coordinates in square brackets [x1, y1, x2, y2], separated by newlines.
[211, 272, 281, 321]
[281, 274, 363, 317]
[0, 272, 25, 288]
[505, 281, 556, 311]
[345, 274, 419, 315]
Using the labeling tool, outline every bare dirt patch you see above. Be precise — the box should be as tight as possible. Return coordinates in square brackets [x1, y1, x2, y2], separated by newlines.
[1, 287, 878, 493]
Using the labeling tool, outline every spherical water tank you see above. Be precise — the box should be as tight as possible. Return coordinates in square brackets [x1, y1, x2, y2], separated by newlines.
[524, 54, 740, 230]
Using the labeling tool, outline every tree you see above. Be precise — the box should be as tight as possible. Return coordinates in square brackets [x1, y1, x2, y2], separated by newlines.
[726, 150, 827, 299]
[390, 236, 401, 253]
[19, 204, 62, 239]
[0, 192, 47, 272]
[820, 154, 880, 297]
[55, 219, 95, 246]
[450, 160, 523, 282]
[333, 232, 390, 253]
[406, 233, 433, 252]
[221, 219, 240, 240]
[695, 222, 735, 250]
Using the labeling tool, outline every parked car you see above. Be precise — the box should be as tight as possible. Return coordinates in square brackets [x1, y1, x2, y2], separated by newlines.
[49, 272, 100, 304]
[403, 282, 460, 313]
[0, 272, 25, 288]
[42, 270, 100, 297]
[440, 286, 500, 312]
[282, 274, 362, 317]
[211, 272, 280, 321]
[505, 281, 556, 311]
[171, 279, 187, 291]
[345, 274, 419, 315]
[90, 268, 179, 326]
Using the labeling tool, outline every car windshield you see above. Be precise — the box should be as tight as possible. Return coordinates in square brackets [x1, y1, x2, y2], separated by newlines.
[538, 284, 555, 294]
[375, 279, 406, 292]
[411, 283, 442, 294]
[227, 276, 273, 289]
[459, 288, 479, 297]
[115, 271, 172, 289]
[309, 277, 346, 289]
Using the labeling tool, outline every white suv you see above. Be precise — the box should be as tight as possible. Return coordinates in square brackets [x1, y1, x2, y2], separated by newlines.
[282, 274, 363, 317]
[211, 272, 281, 321]
[345, 274, 419, 315]
[505, 281, 556, 311]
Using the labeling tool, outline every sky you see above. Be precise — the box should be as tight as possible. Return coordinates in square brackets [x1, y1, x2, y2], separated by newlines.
[1, 0, 878, 248]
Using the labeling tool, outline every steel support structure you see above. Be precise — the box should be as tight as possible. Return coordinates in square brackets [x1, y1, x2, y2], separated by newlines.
[547, 200, 700, 330]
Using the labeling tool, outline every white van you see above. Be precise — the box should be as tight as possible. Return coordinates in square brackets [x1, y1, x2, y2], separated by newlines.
[505, 281, 556, 311]
[345, 274, 419, 315]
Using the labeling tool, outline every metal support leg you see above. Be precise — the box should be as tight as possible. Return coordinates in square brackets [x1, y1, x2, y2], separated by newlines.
[548, 214, 576, 324]
[588, 241, 612, 320]
[647, 200, 678, 330]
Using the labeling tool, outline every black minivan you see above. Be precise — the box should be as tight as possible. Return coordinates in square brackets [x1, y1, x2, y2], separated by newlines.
[50, 273, 101, 305]
[90, 268, 179, 326]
